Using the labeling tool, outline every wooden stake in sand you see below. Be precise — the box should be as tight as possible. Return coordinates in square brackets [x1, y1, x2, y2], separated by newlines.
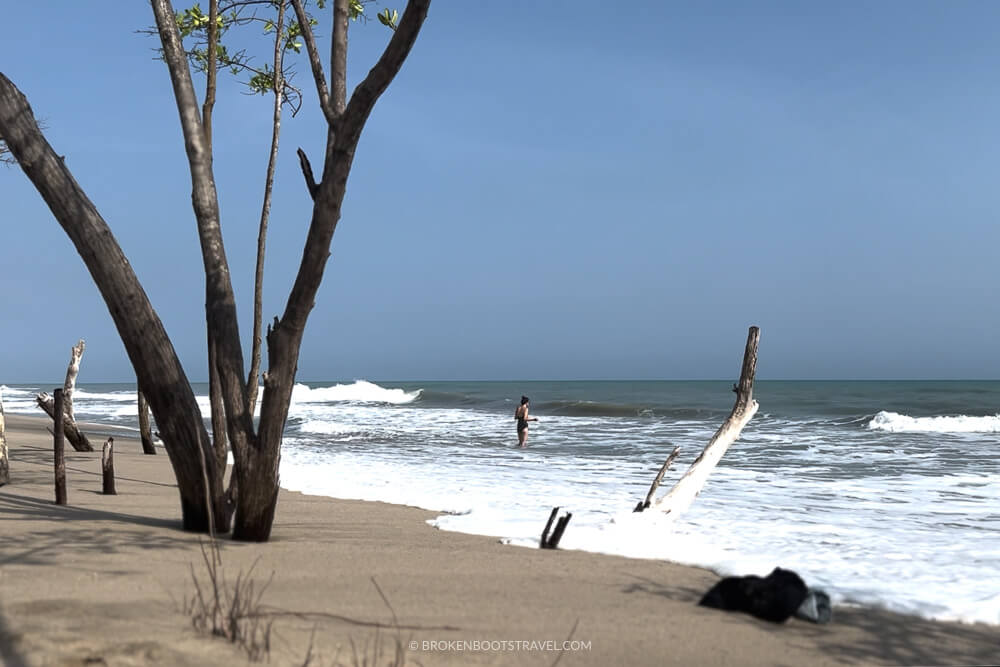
[102, 437, 116, 495]
[137, 389, 157, 455]
[36, 340, 93, 452]
[650, 326, 760, 520]
[540, 507, 572, 549]
[0, 388, 9, 486]
[53, 388, 67, 505]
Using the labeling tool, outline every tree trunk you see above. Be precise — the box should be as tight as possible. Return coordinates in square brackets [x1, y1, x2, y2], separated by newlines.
[53, 389, 67, 505]
[0, 73, 225, 532]
[652, 327, 760, 520]
[102, 437, 117, 495]
[137, 389, 157, 455]
[0, 390, 9, 486]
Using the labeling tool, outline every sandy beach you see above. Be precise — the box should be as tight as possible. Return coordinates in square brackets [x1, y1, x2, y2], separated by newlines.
[1, 414, 997, 666]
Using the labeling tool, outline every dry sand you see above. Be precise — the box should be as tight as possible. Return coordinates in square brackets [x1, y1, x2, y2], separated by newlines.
[1, 414, 997, 666]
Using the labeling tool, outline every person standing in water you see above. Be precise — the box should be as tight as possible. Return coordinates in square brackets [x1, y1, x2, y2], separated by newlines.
[515, 396, 538, 448]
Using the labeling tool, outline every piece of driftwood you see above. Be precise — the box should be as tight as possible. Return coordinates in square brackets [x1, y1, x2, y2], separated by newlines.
[36, 393, 93, 452]
[540, 506, 572, 549]
[137, 389, 156, 455]
[53, 389, 67, 505]
[102, 437, 116, 495]
[651, 326, 760, 520]
[0, 389, 9, 486]
[634, 446, 681, 512]
[35, 340, 93, 452]
[63, 339, 84, 423]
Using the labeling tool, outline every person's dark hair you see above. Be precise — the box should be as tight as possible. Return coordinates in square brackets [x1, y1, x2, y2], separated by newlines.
[520, 396, 530, 405]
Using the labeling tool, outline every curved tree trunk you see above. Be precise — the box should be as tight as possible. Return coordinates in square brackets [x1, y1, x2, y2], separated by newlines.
[0, 73, 225, 532]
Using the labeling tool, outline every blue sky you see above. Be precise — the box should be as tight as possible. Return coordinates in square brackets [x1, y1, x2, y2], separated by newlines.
[2, 1, 999, 382]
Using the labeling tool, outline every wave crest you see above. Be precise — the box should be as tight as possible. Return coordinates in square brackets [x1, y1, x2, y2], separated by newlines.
[291, 380, 421, 405]
[868, 410, 1000, 433]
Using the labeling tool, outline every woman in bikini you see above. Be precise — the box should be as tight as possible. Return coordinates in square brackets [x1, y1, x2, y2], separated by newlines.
[514, 395, 538, 448]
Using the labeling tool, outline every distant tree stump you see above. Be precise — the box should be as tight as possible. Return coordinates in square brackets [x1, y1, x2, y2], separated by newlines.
[102, 437, 116, 495]
[137, 389, 156, 455]
[0, 390, 9, 486]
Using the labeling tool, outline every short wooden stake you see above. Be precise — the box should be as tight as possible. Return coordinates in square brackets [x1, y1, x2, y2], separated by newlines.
[540, 506, 572, 549]
[0, 389, 9, 486]
[53, 388, 67, 505]
[102, 437, 116, 495]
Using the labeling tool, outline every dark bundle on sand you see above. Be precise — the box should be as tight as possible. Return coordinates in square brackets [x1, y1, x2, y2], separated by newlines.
[699, 567, 808, 623]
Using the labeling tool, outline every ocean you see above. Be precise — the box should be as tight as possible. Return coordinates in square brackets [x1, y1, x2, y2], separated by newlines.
[2, 379, 998, 625]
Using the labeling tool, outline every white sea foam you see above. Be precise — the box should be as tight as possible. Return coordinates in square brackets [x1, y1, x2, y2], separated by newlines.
[290, 380, 420, 405]
[869, 410, 1000, 433]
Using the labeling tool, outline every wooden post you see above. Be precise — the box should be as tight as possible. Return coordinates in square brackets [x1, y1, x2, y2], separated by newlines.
[53, 388, 67, 505]
[540, 507, 572, 549]
[101, 437, 117, 495]
[652, 326, 760, 520]
[0, 389, 9, 486]
[634, 446, 680, 512]
[137, 389, 156, 455]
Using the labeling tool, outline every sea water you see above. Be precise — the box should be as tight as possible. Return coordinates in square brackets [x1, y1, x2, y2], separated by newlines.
[2, 380, 997, 625]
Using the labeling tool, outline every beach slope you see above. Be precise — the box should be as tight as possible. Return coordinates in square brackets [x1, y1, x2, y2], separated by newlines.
[1, 415, 996, 666]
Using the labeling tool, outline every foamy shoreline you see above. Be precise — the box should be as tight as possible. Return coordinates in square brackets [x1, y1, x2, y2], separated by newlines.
[2, 414, 998, 665]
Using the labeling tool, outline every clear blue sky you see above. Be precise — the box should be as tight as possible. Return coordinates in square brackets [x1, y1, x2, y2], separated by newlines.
[3, 1, 999, 382]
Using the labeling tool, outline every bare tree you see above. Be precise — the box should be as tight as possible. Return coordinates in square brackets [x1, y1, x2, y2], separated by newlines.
[0, 0, 431, 540]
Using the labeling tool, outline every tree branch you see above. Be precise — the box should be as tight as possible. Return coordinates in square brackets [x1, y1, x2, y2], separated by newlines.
[151, 0, 255, 448]
[290, 0, 334, 123]
[331, 0, 348, 116]
[296, 147, 318, 199]
[337, 0, 430, 150]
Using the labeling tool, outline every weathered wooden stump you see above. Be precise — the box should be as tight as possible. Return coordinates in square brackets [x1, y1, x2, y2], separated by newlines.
[0, 390, 9, 486]
[102, 437, 116, 495]
[137, 389, 156, 455]
[53, 389, 67, 505]
[540, 506, 572, 549]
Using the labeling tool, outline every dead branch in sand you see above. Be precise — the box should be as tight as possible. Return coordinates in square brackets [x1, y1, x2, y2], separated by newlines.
[649, 326, 760, 520]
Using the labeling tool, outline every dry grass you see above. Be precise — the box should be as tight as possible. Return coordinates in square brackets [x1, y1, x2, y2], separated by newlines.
[182, 537, 275, 662]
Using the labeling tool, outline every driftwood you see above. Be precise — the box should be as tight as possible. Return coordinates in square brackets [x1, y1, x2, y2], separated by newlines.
[63, 339, 84, 423]
[36, 393, 93, 452]
[540, 506, 572, 549]
[634, 446, 680, 512]
[101, 437, 116, 495]
[53, 389, 67, 505]
[36, 339, 93, 452]
[0, 389, 8, 486]
[650, 326, 760, 520]
[137, 389, 156, 455]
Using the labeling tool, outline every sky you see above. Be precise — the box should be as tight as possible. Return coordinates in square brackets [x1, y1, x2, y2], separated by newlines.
[2, 1, 999, 382]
